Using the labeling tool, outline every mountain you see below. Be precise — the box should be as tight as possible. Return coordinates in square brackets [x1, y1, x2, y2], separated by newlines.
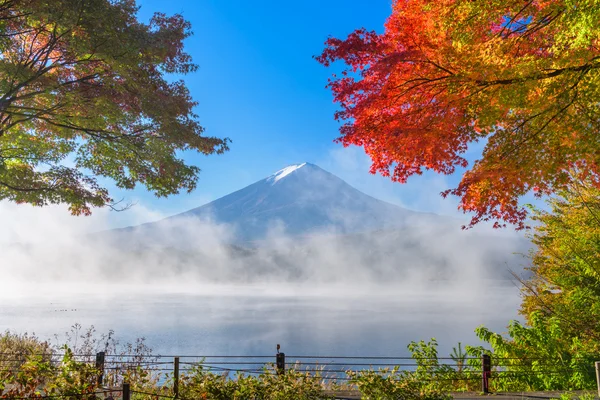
[113, 162, 452, 245]
[42, 162, 530, 283]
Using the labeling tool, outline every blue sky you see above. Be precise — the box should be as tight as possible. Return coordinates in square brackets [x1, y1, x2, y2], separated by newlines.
[100, 0, 473, 226]
[0, 0, 540, 241]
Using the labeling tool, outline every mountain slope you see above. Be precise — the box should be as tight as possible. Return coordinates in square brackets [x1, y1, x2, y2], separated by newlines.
[116, 162, 450, 244]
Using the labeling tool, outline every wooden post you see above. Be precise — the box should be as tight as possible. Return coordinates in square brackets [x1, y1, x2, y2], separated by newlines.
[95, 351, 105, 386]
[595, 361, 600, 398]
[122, 382, 130, 400]
[276, 353, 285, 375]
[482, 354, 491, 394]
[174, 357, 180, 399]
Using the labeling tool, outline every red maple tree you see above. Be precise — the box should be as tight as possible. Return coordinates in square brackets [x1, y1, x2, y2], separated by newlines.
[317, 0, 600, 229]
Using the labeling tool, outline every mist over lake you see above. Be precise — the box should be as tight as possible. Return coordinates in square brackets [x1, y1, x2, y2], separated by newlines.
[0, 283, 521, 358]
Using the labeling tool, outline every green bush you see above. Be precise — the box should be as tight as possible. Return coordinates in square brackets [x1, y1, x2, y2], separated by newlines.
[178, 364, 332, 400]
[3, 326, 597, 399]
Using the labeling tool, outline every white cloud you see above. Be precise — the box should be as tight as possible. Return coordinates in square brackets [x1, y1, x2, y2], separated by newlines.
[0, 201, 166, 244]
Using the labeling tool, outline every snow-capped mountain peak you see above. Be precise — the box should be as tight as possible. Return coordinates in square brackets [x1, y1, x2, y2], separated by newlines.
[267, 163, 307, 184]
[113, 162, 447, 243]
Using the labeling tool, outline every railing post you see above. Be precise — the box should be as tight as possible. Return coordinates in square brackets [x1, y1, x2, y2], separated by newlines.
[276, 344, 285, 375]
[595, 361, 600, 398]
[122, 382, 130, 400]
[95, 351, 105, 386]
[481, 354, 491, 394]
[174, 357, 180, 399]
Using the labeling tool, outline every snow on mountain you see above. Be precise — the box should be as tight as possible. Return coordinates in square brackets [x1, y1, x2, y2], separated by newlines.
[267, 163, 307, 184]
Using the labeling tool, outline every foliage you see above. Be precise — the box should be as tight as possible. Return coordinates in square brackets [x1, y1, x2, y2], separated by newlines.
[408, 339, 480, 392]
[397, 328, 595, 392]
[0, 0, 228, 215]
[0, 330, 52, 371]
[347, 367, 450, 400]
[317, 0, 600, 229]
[559, 393, 597, 400]
[450, 342, 466, 373]
[521, 179, 600, 352]
[472, 318, 596, 391]
[400, 334, 595, 393]
[2, 325, 598, 398]
[0, 347, 99, 399]
[463, 178, 600, 392]
[0, 326, 160, 398]
[57, 324, 160, 389]
[345, 339, 478, 396]
[179, 364, 333, 400]
[0, 328, 459, 400]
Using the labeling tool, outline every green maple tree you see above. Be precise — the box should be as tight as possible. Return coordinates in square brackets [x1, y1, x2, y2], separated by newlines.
[0, 0, 228, 215]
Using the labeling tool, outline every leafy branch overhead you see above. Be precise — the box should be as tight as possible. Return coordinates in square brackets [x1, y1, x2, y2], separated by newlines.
[317, 0, 600, 229]
[0, 0, 229, 215]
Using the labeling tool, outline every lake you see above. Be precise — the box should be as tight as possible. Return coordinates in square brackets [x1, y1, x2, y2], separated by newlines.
[0, 282, 522, 359]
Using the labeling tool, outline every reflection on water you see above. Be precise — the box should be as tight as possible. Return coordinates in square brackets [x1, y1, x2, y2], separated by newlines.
[0, 283, 521, 358]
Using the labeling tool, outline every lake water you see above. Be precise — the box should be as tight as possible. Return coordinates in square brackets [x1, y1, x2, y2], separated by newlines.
[0, 282, 522, 360]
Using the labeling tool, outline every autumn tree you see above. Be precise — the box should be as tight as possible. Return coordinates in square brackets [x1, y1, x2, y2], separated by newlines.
[463, 180, 600, 391]
[0, 0, 228, 215]
[519, 177, 600, 352]
[317, 0, 600, 228]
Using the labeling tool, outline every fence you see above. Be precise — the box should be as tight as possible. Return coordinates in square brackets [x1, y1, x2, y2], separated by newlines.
[80, 352, 533, 394]
[0, 349, 598, 399]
